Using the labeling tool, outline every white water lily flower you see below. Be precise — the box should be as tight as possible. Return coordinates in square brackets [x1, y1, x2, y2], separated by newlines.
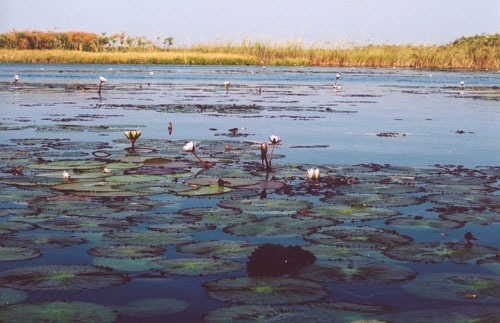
[307, 168, 320, 180]
[183, 141, 195, 152]
[269, 135, 281, 145]
[62, 171, 71, 179]
[99, 76, 107, 83]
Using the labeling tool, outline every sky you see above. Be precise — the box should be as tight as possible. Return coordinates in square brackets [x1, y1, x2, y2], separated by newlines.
[1, 0, 499, 47]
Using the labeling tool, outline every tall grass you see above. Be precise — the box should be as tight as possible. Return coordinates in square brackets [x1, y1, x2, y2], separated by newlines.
[1, 34, 498, 70]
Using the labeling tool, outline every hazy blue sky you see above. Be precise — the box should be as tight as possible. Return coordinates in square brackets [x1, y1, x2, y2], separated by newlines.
[1, 0, 498, 46]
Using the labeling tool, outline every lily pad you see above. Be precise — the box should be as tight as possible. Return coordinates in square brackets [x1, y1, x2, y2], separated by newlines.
[322, 193, 423, 208]
[185, 177, 259, 188]
[0, 234, 87, 249]
[37, 216, 132, 232]
[116, 297, 188, 317]
[439, 210, 500, 225]
[0, 287, 27, 306]
[383, 242, 499, 264]
[179, 206, 253, 227]
[0, 265, 130, 291]
[93, 256, 162, 272]
[204, 277, 329, 305]
[0, 301, 117, 322]
[87, 245, 166, 259]
[426, 193, 500, 209]
[27, 160, 105, 171]
[219, 198, 312, 217]
[0, 246, 41, 262]
[154, 257, 244, 275]
[298, 262, 416, 284]
[307, 204, 399, 222]
[402, 272, 500, 302]
[175, 184, 232, 197]
[305, 226, 413, 249]
[224, 216, 338, 237]
[177, 240, 256, 259]
[104, 230, 193, 246]
[385, 216, 464, 229]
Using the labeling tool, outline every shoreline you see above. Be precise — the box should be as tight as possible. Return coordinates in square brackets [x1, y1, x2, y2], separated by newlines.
[1, 46, 497, 70]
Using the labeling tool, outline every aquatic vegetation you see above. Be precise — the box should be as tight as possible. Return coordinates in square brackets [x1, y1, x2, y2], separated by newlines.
[0, 301, 117, 322]
[383, 242, 500, 264]
[115, 297, 188, 318]
[385, 216, 464, 230]
[306, 167, 320, 180]
[224, 216, 337, 237]
[204, 277, 329, 305]
[305, 226, 413, 249]
[153, 257, 244, 276]
[299, 261, 416, 284]
[0, 246, 41, 262]
[0, 265, 130, 291]
[219, 198, 312, 217]
[307, 204, 399, 222]
[123, 130, 141, 149]
[0, 287, 27, 306]
[402, 273, 500, 303]
[247, 244, 316, 277]
[87, 245, 166, 259]
[177, 240, 256, 259]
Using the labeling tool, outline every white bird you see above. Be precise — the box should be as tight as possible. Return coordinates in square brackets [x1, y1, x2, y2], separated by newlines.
[13, 74, 19, 85]
[333, 73, 341, 89]
[98, 76, 107, 96]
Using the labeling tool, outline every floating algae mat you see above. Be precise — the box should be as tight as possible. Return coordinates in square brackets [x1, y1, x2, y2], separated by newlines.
[0, 64, 499, 321]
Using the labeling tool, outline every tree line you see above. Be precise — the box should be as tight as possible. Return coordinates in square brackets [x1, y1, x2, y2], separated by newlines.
[0, 30, 174, 52]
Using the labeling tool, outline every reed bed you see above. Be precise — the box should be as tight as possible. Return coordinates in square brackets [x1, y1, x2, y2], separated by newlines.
[1, 34, 498, 70]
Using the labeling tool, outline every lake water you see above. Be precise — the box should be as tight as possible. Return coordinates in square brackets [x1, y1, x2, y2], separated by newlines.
[0, 64, 499, 322]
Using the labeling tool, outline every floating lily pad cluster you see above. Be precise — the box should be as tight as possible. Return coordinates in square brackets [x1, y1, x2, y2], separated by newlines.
[0, 79, 499, 321]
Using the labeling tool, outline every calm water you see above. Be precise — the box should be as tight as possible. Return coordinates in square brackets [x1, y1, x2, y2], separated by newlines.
[0, 64, 499, 322]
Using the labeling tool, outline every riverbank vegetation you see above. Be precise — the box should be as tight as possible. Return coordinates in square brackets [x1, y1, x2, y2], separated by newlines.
[0, 31, 498, 70]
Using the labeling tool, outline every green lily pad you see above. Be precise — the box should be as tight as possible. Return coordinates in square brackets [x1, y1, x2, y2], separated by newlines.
[104, 230, 193, 246]
[338, 183, 422, 195]
[204, 277, 328, 305]
[51, 180, 146, 197]
[175, 184, 232, 197]
[177, 240, 256, 259]
[0, 287, 27, 306]
[0, 301, 117, 322]
[205, 302, 388, 323]
[224, 216, 337, 237]
[93, 256, 162, 272]
[28, 160, 105, 171]
[305, 226, 413, 249]
[179, 206, 253, 227]
[154, 257, 244, 275]
[322, 193, 423, 208]
[385, 216, 464, 229]
[0, 221, 37, 234]
[379, 305, 500, 323]
[185, 177, 259, 188]
[439, 210, 500, 225]
[302, 244, 392, 263]
[383, 242, 499, 264]
[402, 273, 500, 302]
[37, 216, 132, 233]
[116, 297, 188, 317]
[0, 265, 130, 291]
[87, 245, 166, 258]
[307, 204, 399, 222]
[298, 261, 416, 284]
[0, 246, 41, 262]
[219, 199, 312, 217]
[426, 193, 500, 209]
